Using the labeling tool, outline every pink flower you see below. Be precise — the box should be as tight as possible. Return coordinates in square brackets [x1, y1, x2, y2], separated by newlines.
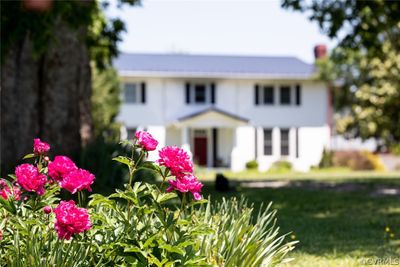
[53, 200, 91, 240]
[135, 131, 158, 151]
[167, 174, 203, 200]
[157, 146, 194, 177]
[59, 169, 95, 194]
[44, 206, 52, 214]
[0, 180, 21, 201]
[15, 164, 47, 195]
[0, 229, 2, 241]
[33, 138, 50, 154]
[48, 156, 78, 182]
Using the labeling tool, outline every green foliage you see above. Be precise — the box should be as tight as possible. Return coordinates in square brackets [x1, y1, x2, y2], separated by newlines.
[282, 0, 400, 149]
[78, 137, 131, 195]
[245, 159, 259, 170]
[88, 184, 211, 266]
[270, 161, 292, 172]
[1, 0, 140, 68]
[318, 149, 333, 169]
[91, 64, 121, 137]
[197, 197, 296, 266]
[1, 136, 295, 266]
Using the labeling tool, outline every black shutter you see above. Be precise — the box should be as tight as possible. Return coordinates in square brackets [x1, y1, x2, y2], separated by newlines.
[141, 82, 146, 103]
[211, 83, 216, 104]
[295, 84, 301, 106]
[185, 83, 191, 104]
[255, 84, 259, 105]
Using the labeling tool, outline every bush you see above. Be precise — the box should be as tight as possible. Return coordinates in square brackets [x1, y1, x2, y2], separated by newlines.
[0, 134, 295, 266]
[246, 159, 259, 170]
[332, 150, 384, 171]
[270, 160, 292, 172]
[319, 148, 333, 168]
[197, 198, 296, 266]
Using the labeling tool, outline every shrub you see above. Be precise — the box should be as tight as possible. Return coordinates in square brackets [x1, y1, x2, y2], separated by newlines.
[1, 133, 295, 266]
[270, 160, 292, 172]
[246, 159, 259, 170]
[319, 148, 333, 168]
[197, 198, 296, 266]
[332, 150, 384, 171]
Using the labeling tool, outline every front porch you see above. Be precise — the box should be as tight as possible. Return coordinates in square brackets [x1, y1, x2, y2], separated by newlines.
[166, 107, 249, 169]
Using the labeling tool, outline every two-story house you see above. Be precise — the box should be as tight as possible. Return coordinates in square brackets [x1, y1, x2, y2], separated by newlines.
[114, 50, 330, 171]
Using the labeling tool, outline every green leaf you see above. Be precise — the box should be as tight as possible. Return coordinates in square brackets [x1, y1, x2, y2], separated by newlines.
[159, 244, 185, 255]
[0, 197, 17, 215]
[23, 153, 36, 159]
[156, 192, 177, 203]
[112, 156, 134, 168]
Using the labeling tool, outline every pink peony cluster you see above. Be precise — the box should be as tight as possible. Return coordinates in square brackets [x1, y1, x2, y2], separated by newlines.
[33, 138, 50, 154]
[0, 180, 21, 201]
[54, 200, 91, 240]
[48, 156, 78, 182]
[135, 131, 158, 151]
[167, 174, 203, 200]
[59, 169, 95, 194]
[157, 146, 202, 200]
[15, 164, 47, 195]
[157, 146, 194, 177]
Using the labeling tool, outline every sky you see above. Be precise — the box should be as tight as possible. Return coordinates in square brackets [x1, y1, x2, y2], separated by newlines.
[106, 0, 337, 64]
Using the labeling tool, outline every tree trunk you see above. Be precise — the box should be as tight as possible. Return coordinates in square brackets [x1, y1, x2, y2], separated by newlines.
[1, 22, 92, 174]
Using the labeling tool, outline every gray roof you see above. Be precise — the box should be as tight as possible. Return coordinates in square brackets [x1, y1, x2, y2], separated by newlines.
[114, 53, 315, 79]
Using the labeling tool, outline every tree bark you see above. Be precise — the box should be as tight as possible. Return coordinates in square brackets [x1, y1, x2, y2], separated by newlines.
[1, 22, 92, 174]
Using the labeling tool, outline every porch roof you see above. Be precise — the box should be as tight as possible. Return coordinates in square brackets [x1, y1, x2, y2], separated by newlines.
[175, 107, 249, 127]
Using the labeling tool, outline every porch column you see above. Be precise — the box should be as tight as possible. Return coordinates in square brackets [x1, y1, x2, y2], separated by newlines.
[181, 127, 192, 158]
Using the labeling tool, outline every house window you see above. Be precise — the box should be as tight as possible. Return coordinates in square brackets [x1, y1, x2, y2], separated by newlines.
[255, 85, 274, 105]
[263, 129, 273, 155]
[194, 84, 206, 103]
[280, 129, 289, 156]
[185, 83, 216, 104]
[124, 82, 146, 104]
[263, 86, 274, 104]
[280, 86, 291, 105]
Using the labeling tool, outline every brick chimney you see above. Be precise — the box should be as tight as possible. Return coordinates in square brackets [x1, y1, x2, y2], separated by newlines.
[314, 44, 327, 59]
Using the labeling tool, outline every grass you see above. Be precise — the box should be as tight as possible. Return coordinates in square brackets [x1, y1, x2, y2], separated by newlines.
[200, 172, 400, 266]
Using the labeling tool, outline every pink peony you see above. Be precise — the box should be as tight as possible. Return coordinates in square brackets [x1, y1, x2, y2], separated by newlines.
[33, 138, 50, 154]
[135, 131, 158, 151]
[48, 156, 78, 182]
[157, 146, 194, 177]
[0, 229, 2, 241]
[53, 200, 91, 240]
[0, 180, 21, 200]
[15, 164, 47, 195]
[167, 174, 203, 200]
[59, 168, 95, 194]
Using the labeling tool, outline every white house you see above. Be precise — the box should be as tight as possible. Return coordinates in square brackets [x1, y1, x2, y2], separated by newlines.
[114, 50, 331, 172]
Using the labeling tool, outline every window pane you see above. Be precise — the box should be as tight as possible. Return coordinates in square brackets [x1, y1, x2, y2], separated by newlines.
[280, 86, 291, 105]
[195, 84, 206, 103]
[281, 129, 289, 156]
[263, 129, 272, 155]
[263, 86, 274, 104]
[124, 83, 137, 103]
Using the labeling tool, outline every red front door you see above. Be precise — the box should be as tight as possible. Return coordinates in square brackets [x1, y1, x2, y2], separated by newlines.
[194, 137, 207, 166]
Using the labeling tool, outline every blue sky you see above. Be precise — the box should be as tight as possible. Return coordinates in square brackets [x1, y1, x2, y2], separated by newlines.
[106, 0, 337, 63]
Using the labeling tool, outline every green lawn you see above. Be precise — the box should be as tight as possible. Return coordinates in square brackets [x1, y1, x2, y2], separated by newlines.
[201, 173, 400, 266]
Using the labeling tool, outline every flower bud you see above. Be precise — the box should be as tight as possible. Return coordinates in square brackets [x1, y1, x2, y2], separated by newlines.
[44, 206, 52, 214]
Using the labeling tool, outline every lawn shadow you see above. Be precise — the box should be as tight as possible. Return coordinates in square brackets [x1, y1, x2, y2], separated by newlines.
[202, 178, 400, 259]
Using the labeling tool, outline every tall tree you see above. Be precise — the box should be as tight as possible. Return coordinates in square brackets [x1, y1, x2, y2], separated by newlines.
[282, 0, 400, 151]
[0, 0, 137, 173]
